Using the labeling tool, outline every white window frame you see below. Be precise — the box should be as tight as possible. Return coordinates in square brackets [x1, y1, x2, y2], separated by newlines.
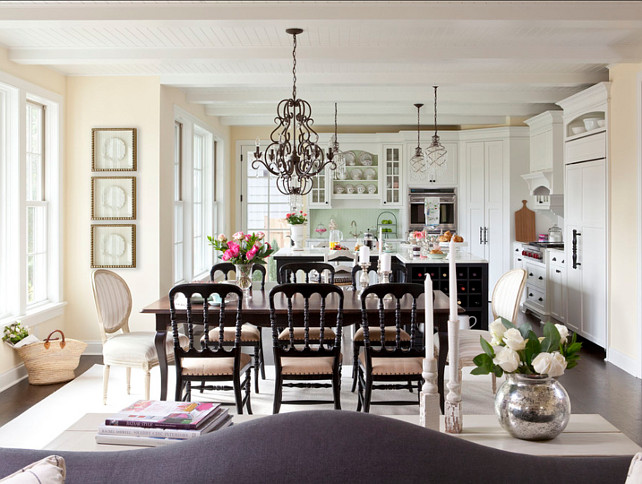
[173, 107, 221, 283]
[0, 71, 64, 329]
[173, 121, 184, 284]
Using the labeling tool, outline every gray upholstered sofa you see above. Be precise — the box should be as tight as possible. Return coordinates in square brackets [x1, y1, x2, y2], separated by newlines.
[0, 411, 632, 483]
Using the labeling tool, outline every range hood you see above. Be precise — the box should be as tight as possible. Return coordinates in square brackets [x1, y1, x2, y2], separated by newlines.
[521, 171, 563, 216]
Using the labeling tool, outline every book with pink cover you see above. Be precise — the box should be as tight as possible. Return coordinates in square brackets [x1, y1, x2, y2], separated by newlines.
[104, 400, 221, 429]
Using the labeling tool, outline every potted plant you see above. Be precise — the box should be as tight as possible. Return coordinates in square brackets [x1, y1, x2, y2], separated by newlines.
[472, 318, 581, 441]
[285, 211, 308, 250]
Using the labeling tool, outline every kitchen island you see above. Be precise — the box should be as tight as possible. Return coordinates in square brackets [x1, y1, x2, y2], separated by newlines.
[273, 247, 489, 330]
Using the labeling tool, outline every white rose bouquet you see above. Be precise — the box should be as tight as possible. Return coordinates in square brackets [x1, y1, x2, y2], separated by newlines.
[472, 318, 581, 378]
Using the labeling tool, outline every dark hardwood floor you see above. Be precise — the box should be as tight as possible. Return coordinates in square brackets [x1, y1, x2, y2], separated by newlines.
[0, 313, 640, 446]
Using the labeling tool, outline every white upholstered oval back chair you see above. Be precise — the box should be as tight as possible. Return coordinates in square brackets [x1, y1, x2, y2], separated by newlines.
[436, 268, 527, 393]
[91, 269, 184, 404]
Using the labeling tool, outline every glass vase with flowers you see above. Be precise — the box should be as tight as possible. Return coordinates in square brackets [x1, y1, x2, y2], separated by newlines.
[285, 211, 308, 250]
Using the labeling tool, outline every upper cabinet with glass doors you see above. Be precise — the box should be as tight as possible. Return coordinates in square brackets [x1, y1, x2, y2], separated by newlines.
[308, 166, 332, 208]
[381, 145, 403, 207]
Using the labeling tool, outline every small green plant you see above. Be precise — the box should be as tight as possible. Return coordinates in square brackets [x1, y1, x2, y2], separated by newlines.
[2, 321, 29, 345]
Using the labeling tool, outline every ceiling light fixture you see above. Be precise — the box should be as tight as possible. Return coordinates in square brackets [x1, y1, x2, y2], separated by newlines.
[409, 103, 426, 174]
[424, 85, 447, 178]
[252, 28, 335, 199]
[331, 103, 346, 180]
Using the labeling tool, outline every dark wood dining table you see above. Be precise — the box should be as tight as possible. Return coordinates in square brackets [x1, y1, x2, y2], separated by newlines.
[141, 282, 463, 412]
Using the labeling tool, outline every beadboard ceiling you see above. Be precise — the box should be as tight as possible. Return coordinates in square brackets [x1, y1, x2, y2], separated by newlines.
[0, 1, 640, 126]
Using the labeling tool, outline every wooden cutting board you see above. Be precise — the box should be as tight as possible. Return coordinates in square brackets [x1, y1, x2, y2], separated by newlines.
[515, 200, 536, 242]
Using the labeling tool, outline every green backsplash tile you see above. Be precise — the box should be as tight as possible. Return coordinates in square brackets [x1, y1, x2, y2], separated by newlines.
[309, 208, 400, 239]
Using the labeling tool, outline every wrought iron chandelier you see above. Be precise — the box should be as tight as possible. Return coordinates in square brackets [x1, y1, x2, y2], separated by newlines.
[425, 85, 447, 176]
[331, 103, 346, 180]
[252, 28, 335, 196]
[409, 103, 426, 174]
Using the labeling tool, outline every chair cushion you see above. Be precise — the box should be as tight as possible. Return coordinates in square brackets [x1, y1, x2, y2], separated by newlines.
[280, 355, 340, 376]
[353, 327, 410, 342]
[206, 324, 260, 343]
[103, 332, 187, 367]
[181, 352, 251, 376]
[278, 327, 336, 341]
[359, 353, 423, 376]
[434, 329, 492, 363]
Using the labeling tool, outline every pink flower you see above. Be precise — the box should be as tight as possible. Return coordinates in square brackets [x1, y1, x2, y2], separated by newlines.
[256, 232, 265, 240]
[286, 213, 292, 218]
[221, 250, 232, 261]
[232, 231, 244, 240]
[246, 245, 259, 260]
[227, 242, 240, 257]
[244, 234, 252, 241]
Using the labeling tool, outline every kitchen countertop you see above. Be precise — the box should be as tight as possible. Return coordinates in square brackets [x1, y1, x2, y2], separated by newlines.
[273, 248, 488, 264]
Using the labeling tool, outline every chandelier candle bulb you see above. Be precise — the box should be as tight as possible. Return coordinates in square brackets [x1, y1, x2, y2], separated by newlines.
[425, 274, 434, 358]
[359, 245, 370, 264]
[380, 253, 391, 272]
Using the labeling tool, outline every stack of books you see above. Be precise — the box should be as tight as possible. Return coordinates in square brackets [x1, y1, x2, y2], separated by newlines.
[96, 400, 231, 447]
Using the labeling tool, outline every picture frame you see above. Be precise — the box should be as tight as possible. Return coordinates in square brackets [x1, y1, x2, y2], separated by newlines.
[91, 176, 136, 220]
[92, 128, 137, 171]
[91, 224, 136, 268]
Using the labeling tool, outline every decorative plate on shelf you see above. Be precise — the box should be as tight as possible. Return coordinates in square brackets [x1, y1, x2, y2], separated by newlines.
[351, 168, 363, 180]
[367, 184, 377, 194]
[345, 184, 355, 194]
[364, 168, 376, 180]
[335, 185, 345, 194]
[344, 152, 356, 166]
[356, 184, 366, 194]
[358, 152, 373, 166]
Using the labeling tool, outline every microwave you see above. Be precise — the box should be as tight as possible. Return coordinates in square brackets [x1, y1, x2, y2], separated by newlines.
[408, 188, 457, 233]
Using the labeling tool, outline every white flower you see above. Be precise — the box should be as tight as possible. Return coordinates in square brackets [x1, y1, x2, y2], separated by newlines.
[256, 232, 265, 240]
[532, 351, 567, 377]
[217, 233, 227, 242]
[502, 328, 526, 351]
[493, 346, 520, 373]
[489, 319, 507, 346]
[555, 324, 569, 342]
[232, 231, 244, 240]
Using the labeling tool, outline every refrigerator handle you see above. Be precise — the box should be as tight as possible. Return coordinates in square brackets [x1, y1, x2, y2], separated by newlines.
[572, 229, 582, 269]
[479, 227, 483, 245]
[484, 227, 488, 244]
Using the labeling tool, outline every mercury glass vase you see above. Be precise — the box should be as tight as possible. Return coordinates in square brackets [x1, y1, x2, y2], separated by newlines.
[234, 263, 253, 300]
[494, 374, 570, 441]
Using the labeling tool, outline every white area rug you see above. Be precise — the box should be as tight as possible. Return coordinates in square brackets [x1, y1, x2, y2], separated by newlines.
[0, 364, 503, 449]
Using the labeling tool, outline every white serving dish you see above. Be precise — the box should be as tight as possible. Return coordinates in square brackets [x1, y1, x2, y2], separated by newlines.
[597, 119, 606, 128]
[583, 117, 600, 131]
[571, 126, 586, 135]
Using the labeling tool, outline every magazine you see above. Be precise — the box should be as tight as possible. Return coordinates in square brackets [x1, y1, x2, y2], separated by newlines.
[98, 408, 229, 439]
[95, 415, 233, 447]
[104, 400, 221, 429]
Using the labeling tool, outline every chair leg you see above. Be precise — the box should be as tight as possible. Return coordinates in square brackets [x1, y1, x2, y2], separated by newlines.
[185, 382, 192, 401]
[351, 342, 359, 392]
[144, 370, 151, 401]
[175, 377, 183, 402]
[234, 373, 244, 415]
[491, 374, 497, 394]
[332, 371, 341, 410]
[253, 344, 260, 394]
[245, 367, 253, 415]
[363, 375, 373, 413]
[273, 371, 283, 414]
[102, 365, 110, 405]
[259, 331, 266, 380]
[126, 367, 131, 395]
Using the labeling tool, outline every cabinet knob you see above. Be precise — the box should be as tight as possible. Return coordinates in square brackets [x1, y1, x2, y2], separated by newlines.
[529, 272, 534, 276]
[517, 258, 522, 262]
[538, 276, 543, 280]
[552, 257, 557, 261]
[529, 293, 533, 297]
[538, 297, 543, 302]
[556, 270, 561, 273]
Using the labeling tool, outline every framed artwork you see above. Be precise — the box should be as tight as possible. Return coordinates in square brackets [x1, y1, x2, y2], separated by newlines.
[92, 128, 137, 171]
[91, 224, 136, 268]
[91, 176, 136, 220]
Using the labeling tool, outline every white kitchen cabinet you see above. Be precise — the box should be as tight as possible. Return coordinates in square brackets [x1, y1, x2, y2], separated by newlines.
[406, 141, 458, 187]
[308, 166, 332, 208]
[524, 260, 548, 316]
[381, 145, 403, 207]
[558, 82, 608, 348]
[548, 249, 566, 323]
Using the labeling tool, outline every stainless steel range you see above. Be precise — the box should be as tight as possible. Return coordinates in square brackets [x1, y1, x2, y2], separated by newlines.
[522, 242, 564, 262]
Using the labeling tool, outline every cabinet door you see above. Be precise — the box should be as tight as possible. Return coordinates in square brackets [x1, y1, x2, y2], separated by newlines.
[530, 130, 552, 172]
[549, 264, 566, 322]
[466, 141, 486, 260]
[381, 145, 403, 207]
[485, 140, 505, 292]
[430, 141, 458, 186]
[308, 166, 331, 208]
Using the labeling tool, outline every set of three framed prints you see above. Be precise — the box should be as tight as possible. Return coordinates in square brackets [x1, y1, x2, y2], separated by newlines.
[90, 128, 137, 268]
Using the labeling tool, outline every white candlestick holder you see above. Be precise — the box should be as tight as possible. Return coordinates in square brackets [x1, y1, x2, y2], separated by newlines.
[378, 269, 392, 300]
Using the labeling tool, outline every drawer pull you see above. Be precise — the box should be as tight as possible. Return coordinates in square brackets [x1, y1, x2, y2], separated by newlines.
[538, 276, 543, 280]
[555, 270, 561, 274]
[552, 257, 557, 262]
[529, 272, 534, 277]
[529, 293, 533, 297]
[538, 297, 543, 302]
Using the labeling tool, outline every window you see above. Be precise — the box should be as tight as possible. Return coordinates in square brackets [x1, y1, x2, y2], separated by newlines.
[173, 109, 218, 283]
[0, 75, 62, 326]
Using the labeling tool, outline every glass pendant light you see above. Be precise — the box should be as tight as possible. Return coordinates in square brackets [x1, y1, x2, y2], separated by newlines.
[409, 103, 426, 174]
[424, 85, 447, 178]
[331, 103, 346, 180]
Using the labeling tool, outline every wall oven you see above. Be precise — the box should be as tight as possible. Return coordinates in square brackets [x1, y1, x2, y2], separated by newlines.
[408, 188, 457, 233]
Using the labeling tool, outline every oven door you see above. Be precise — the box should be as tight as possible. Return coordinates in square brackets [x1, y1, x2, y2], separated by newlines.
[409, 196, 457, 231]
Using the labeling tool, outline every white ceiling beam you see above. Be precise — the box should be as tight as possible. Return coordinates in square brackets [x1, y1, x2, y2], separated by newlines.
[9, 44, 639, 65]
[161, 71, 607, 88]
[0, 2, 641, 23]
[187, 86, 583, 105]
[215, 113, 515, 127]
[204, 102, 557, 118]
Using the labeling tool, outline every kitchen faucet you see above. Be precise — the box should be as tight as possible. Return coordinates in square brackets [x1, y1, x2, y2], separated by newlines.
[349, 220, 359, 238]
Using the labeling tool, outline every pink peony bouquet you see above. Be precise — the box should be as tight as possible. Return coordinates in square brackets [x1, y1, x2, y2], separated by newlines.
[207, 231, 274, 264]
[285, 211, 308, 225]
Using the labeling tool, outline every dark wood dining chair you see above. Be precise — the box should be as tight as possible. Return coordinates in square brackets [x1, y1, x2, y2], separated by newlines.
[279, 262, 335, 284]
[169, 282, 252, 414]
[269, 283, 344, 414]
[349, 262, 410, 391]
[356, 283, 425, 413]
[208, 262, 267, 392]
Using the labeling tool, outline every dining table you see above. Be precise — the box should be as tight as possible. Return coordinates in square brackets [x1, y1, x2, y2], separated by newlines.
[141, 282, 463, 412]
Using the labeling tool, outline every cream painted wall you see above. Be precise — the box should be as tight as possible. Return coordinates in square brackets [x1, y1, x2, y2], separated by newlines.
[608, 64, 641, 363]
[0, 47, 66, 378]
[158, 85, 231, 295]
[65, 77, 161, 342]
